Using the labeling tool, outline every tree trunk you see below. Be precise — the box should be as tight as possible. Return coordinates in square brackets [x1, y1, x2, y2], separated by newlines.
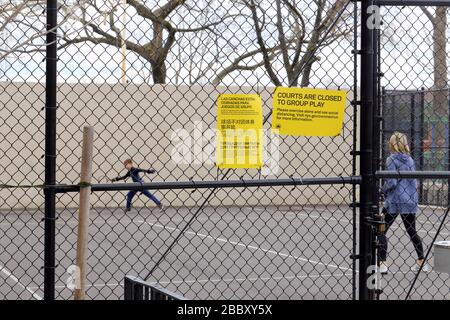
[300, 62, 313, 87]
[151, 61, 167, 84]
[432, 7, 448, 148]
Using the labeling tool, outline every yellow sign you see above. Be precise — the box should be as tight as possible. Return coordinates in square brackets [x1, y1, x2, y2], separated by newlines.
[272, 87, 347, 136]
[216, 94, 263, 169]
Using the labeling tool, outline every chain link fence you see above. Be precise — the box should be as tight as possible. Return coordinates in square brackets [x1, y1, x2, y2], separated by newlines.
[382, 88, 450, 206]
[2, 0, 450, 301]
[1, 0, 359, 300]
[377, 3, 450, 300]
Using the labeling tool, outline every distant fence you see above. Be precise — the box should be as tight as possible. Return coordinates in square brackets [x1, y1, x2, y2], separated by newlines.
[382, 88, 450, 206]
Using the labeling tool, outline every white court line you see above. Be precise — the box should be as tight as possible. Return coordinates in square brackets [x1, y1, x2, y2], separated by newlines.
[0, 264, 43, 300]
[28, 272, 353, 290]
[0, 218, 134, 228]
[285, 211, 450, 237]
[137, 219, 352, 273]
[156, 207, 448, 229]
[0, 211, 292, 227]
[277, 206, 450, 229]
[0, 213, 296, 228]
[418, 204, 449, 211]
[0, 209, 297, 228]
[156, 270, 424, 287]
[2, 205, 449, 228]
[28, 270, 424, 291]
[27, 281, 122, 291]
[145, 213, 294, 225]
[150, 272, 354, 286]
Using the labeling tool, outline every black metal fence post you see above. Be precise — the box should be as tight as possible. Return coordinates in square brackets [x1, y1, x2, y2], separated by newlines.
[351, 0, 359, 300]
[359, 0, 376, 300]
[44, 0, 58, 301]
[373, 23, 381, 179]
[410, 93, 416, 159]
[419, 87, 425, 201]
[373, 16, 382, 300]
[381, 86, 386, 165]
[448, 88, 450, 206]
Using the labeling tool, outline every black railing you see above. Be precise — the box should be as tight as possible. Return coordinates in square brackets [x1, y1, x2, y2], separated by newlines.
[124, 276, 186, 301]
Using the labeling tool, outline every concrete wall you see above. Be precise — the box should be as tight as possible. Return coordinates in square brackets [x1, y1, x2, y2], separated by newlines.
[1, 81, 358, 209]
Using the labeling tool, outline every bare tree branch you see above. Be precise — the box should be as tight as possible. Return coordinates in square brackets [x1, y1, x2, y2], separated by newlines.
[126, 0, 174, 30]
[213, 45, 282, 85]
[0, 0, 84, 60]
[276, 0, 291, 78]
[247, 0, 282, 86]
[153, 0, 186, 19]
[175, 14, 246, 32]
[420, 7, 435, 23]
[238, 0, 350, 87]
[55, 0, 239, 84]
[285, 0, 306, 68]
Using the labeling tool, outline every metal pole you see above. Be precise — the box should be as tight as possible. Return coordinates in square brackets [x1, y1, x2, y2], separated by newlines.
[52, 176, 361, 193]
[44, 0, 58, 300]
[359, 0, 376, 300]
[375, 0, 450, 6]
[376, 170, 450, 179]
[410, 93, 416, 159]
[381, 86, 386, 165]
[447, 88, 450, 206]
[419, 87, 425, 201]
[74, 126, 95, 300]
[373, 25, 380, 178]
[351, 0, 359, 300]
[373, 18, 382, 300]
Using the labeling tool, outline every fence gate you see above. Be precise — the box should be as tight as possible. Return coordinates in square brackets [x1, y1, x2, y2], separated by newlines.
[377, 1, 450, 300]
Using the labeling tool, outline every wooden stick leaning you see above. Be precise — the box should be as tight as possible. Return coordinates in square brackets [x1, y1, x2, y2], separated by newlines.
[74, 126, 94, 300]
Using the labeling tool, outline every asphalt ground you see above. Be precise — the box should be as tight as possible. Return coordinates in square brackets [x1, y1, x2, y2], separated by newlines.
[1, 204, 450, 300]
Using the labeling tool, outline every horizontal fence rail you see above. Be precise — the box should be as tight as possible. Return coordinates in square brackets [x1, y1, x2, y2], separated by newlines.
[374, 0, 450, 6]
[51, 176, 362, 193]
[376, 171, 450, 179]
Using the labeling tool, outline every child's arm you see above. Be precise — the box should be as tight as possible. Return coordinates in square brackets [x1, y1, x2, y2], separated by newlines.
[111, 171, 131, 182]
[136, 168, 156, 174]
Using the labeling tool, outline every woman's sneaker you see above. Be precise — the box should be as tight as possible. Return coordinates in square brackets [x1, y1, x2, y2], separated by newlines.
[411, 261, 432, 273]
[379, 262, 388, 274]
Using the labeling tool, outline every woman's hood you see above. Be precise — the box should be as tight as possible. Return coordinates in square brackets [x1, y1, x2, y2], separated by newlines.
[391, 152, 410, 163]
[389, 152, 413, 168]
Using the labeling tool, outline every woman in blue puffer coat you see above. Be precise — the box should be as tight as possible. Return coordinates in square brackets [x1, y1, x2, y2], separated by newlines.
[378, 132, 431, 274]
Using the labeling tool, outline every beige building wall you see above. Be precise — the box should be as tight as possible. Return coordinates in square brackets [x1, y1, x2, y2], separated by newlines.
[1, 81, 358, 209]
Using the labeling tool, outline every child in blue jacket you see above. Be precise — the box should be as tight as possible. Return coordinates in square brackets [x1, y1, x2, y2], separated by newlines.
[378, 132, 430, 274]
[111, 159, 163, 212]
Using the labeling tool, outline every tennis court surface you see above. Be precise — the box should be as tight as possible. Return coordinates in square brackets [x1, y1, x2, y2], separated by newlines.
[2, 203, 449, 300]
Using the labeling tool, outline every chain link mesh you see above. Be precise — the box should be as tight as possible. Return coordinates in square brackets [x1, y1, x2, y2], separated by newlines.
[1, 0, 360, 300]
[378, 4, 450, 300]
[7, 0, 450, 301]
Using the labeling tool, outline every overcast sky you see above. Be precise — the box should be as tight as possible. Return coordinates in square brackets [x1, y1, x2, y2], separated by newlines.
[0, 1, 448, 91]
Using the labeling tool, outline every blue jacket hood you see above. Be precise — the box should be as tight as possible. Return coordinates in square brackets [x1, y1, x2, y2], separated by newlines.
[388, 153, 414, 169]
[391, 152, 410, 162]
